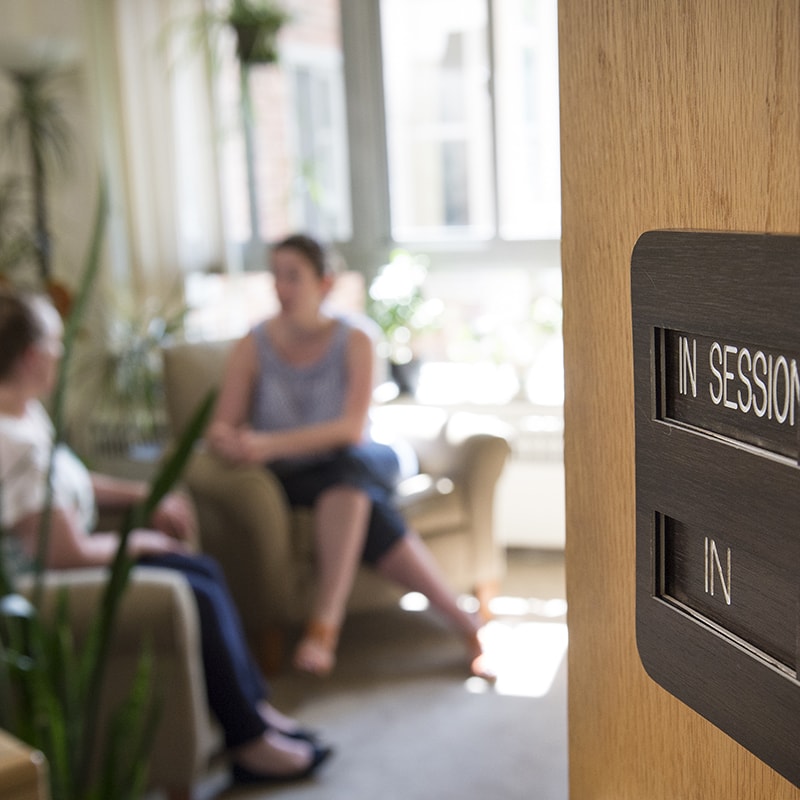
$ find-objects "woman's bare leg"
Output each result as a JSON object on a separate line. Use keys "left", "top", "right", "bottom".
{"left": 374, "top": 532, "right": 480, "bottom": 637}
{"left": 374, "top": 532, "right": 495, "bottom": 679}
{"left": 293, "top": 486, "right": 370, "bottom": 675}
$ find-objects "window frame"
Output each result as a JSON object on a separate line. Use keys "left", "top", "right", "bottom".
{"left": 282, "top": 41, "right": 353, "bottom": 242}
{"left": 337, "top": 0, "right": 561, "bottom": 279}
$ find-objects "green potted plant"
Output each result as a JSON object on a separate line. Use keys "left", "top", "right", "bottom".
{"left": 367, "top": 250, "right": 443, "bottom": 395}
{"left": 84, "top": 294, "right": 188, "bottom": 466}
{"left": 0, "top": 38, "right": 79, "bottom": 291}
{"left": 227, "top": 0, "right": 290, "bottom": 64}
{"left": 190, "top": 0, "right": 290, "bottom": 67}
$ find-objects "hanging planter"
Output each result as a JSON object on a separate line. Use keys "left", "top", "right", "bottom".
{"left": 232, "top": 20, "right": 282, "bottom": 64}
{"left": 227, "top": 1, "right": 289, "bottom": 65}
{"left": 184, "top": 1, "right": 290, "bottom": 67}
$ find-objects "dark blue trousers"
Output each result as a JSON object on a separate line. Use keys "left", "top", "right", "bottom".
{"left": 137, "top": 552, "right": 268, "bottom": 750}
{"left": 270, "top": 442, "right": 407, "bottom": 564}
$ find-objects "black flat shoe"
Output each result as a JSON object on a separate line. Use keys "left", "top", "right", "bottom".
{"left": 231, "top": 743, "right": 332, "bottom": 786}
{"left": 282, "top": 727, "right": 321, "bottom": 743}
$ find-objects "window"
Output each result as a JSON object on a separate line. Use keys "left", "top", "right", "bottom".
{"left": 209, "top": 0, "right": 559, "bottom": 260}
{"left": 493, "top": 0, "right": 561, "bottom": 239}
{"left": 381, "top": 0, "right": 494, "bottom": 241}
{"left": 212, "top": 0, "right": 351, "bottom": 269}
{"left": 380, "top": 0, "right": 560, "bottom": 242}
{"left": 286, "top": 56, "right": 352, "bottom": 240}
{"left": 192, "top": 0, "right": 563, "bottom": 408}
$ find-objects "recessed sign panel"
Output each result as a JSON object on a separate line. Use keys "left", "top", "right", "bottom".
{"left": 632, "top": 231, "right": 800, "bottom": 788}
{"left": 661, "top": 329, "right": 800, "bottom": 457}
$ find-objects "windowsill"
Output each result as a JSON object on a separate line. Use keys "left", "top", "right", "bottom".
{"left": 382, "top": 372, "right": 564, "bottom": 462}
{"left": 379, "top": 367, "right": 566, "bottom": 550}
{"left": 385, "top": 359, "right": 563, "bottom": 411}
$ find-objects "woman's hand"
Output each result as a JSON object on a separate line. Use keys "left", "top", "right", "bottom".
{"left": 150, "top": 491, "right": 199, "bottom": 550}
{"left": 208, "top": 422, "right": 270, "bottom": 465}
{"left": 127, "top": 529, "right": 189, "bottom": 559}
{"left": 207, "top": 421, "right": 246, "bottom": 462}
{"left": 236, "top": 428, "right": 272, "bottom": 464}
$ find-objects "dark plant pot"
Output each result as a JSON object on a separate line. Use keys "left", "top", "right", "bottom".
{"left": 390, "top": 359, "right": 421, "bottom": 396}
{"left": 234, "top": 23, "right": 280, "bottom": 64}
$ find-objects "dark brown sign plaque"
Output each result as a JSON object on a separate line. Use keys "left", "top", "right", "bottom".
{"left": 631, "top": 230, "right": 800, "bottom": 787}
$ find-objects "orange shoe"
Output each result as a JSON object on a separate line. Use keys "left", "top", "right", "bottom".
{"left": 293, "top": 621, "right": 339, "bottom": 677}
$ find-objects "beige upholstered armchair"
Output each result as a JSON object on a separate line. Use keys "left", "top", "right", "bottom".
{"left": 0, "top": 728, "right": 48, "bottom": 800}
{"left": 162, "top": 337, "right": 511, "bottom": 669}
{"left": 16, "top": 567, "right": 221, "bottom": 800}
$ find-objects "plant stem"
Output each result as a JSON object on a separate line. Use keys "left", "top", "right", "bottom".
{"left": 241, "top": 62, "right": 259, "bottom": 234}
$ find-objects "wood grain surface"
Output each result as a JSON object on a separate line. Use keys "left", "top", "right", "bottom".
{"left": 559, "top": 1, "right": 800, "bottom": 798}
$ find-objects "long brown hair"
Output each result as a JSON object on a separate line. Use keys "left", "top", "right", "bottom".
{"left": 0, "top": 289, "right": 47, "bottom": 380}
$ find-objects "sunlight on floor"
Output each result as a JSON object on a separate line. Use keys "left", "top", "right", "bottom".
{"left": 399, "top": 590, "right": 568, "bottom": 699}
{"left": 484, "top": 592, "right": 568, "bottom": 698}
{"left": 473, "top": 618, "right": 568, "bottom": 698}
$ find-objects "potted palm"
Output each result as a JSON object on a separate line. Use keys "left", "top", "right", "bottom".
{"left": 0, "top": 37, "right": 79, "bottom": 292}
{"left": 1, "top": 38, "right": 190, "bottom": 463}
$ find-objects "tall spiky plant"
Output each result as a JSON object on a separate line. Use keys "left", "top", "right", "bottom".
{"left": 0, "top": 181, "right": 216, "bottom": 800}
{"left": 2, "top": 62, "right": 73, "bottom": 286}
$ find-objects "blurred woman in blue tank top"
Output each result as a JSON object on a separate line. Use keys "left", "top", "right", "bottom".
{"left": 207, "top": 234, "right": 492, "bottom": 680}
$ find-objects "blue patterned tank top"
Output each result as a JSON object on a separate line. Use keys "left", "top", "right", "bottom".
{"left": 250, "top": 317, "right": 351, "bottom": 437}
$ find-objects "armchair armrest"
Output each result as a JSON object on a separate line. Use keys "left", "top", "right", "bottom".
{"left": 0, "top": 728, "right": 47, "bottom": 800}
{"left": 376, "top": 406, "right": 512, "bottom": 590}
{"left": 444, "top": 416, "right": 513, "bottom": 587}
{"left": 183, "top": 449, "right": 295, "bottom": 626}
{"left": 18, "top": 567, "right": 217, "bottom": 788}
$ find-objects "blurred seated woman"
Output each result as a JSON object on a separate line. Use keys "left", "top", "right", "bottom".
{"left": 207, "top": 233, "right": 492, "bottom": 680}
{"left": 0, "top": 288, "right": 331, "bottom": 787}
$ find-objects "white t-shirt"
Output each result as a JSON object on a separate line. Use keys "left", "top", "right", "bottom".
{"left": 0, "top": 401, "right": 95, "bottom": 573}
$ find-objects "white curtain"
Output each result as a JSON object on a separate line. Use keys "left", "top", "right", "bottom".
{"left": 86, "top": 0, "right": 224, "bottom": 301}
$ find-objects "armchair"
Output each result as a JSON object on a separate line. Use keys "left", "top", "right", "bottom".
{"left": 0, "top": 728, "right": 47, "bottom": 800}
{"left": 162, "top": 337, "right": 511, "bottom": 669}
{"left": 17, "top": 567, "right": 220, "bottom": 800}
